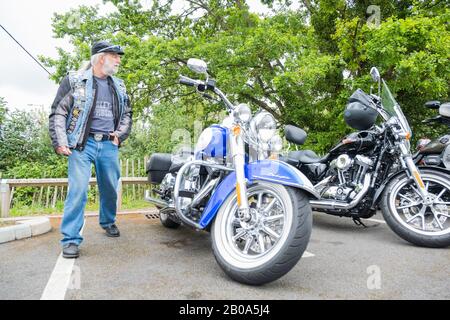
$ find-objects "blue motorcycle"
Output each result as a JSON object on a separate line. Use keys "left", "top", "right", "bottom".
{"left": 145, "top": 59, "right": 319, "bottom": 285}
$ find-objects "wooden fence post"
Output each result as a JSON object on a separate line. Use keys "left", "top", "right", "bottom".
{"left": 0, "top": 180, "right": 11, "bottom": 218}
{"left": 125, "top": 159, "right": 129, "bottom": 199}
{"left": 137, "top": 158, "right": 141, "bottom": 197}
{"left": 132, "top": 159, "right": 136, "bottom": 200}
{"left": 38, "top": 186, "right": 44, "bottom": 207}
{"left": 51, "top": 186, "right": 58, "bottom": 208}
{"left": 45, "top": 186, "right": 51, "bottom": 208}
{"left": 144, "top": 156, "right": 149, "bottom": 197}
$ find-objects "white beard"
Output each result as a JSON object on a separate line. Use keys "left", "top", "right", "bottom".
{"left": 102, "top": 58, "right": 119, "bottom": 76}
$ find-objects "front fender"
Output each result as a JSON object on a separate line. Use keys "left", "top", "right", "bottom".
{"left": 198, "top": 160, "right": 319, "bottom": 228}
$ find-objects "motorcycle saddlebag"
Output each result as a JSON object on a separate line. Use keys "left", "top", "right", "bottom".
{"left": 146, "top": 153, "right": 172, "bottom": 184}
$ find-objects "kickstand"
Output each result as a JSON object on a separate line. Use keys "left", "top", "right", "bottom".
{"left": 352, "top": 217, "right": 368, "bottom": 228}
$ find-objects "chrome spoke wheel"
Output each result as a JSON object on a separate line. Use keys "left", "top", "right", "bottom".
{"left": 229, "top": 187, "right": 286, "bottom": 256}
{"left": 389, "top": 173, "right": 450, "bottom": 236}
{"left": 213, "top": 182, "right": 294, "bottom": 269}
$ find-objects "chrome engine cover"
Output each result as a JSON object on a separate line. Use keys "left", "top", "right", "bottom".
{"left": 321, "top": 186, "right": 354, "bottom": 201}
{"left": 332, "top": 154, "right": 353, "bottom": 171}
{"left": 160, "top": 173, "right": 176, "bottom": 193}
{"left": 320, "top": 154, "right": 373, "bottom": 201}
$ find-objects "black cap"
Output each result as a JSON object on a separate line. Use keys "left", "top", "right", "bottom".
{"left": 91, "top": 40, "right": 124, "bottom": 56}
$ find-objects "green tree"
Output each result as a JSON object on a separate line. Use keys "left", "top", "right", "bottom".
{"left": 40, "top": 0, "right": 449, "bottom": 154}
{"left": 0, "top": 107, "right": 68, "bottom": 206}
{"left": 334, "top": 5, "right": 450, "bottom": 140}
{"left": 0, "top": 97, "right": 6, "bottom": 126}
{"left": 0, "top": 108, "right": 66, "bottom": 175}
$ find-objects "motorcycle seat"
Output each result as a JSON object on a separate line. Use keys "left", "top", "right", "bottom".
{"left": 287, "top": 150, "right": 330, "bottom": 164}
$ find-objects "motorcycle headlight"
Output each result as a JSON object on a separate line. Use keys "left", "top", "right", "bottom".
{"left": 251, "top": 111, "right": 277, "bottom": 142}
{"left": 269, "top": 134, "right": 283, "bottom": 152}
{"left": 233, "top": 103, "right": 252, "bottom": 123}
{"left": 195, "top": 127, "right": 213, "bottom": 151}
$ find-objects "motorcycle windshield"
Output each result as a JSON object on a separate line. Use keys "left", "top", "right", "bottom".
{"left": 381, "top": 80, "right": 396, "bottom": 116}
{"left": 381, "top": 79, "right": 412, "bottom": 136}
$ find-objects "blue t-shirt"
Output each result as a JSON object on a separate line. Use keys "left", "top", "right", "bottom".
{"left": 90, "top": 76, "right": 115, "bottom": 134}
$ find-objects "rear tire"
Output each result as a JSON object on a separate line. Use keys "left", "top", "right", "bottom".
{"left": 211, "top": 182, "right": 312, "bottom": 285}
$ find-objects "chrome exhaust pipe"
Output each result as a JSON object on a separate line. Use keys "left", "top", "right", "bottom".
{"left": 314, "top": 176, "right": 333, "bottom": 189}
{"left": 310, "top": 173, "right": 371, "bottom": 210}
{"left": 174, "top": 160, "right": 233, "bottom": 229}
{"left": 190, "top": 177, "right": 220, "bottom": 208}
{"left": 144, "top": 190, "right": 173, "bottom": 208}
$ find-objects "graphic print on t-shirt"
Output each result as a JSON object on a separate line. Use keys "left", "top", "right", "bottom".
{"left": 90, "top": 77, "right": 115, "bottom": 134}
{"left": 94, "top": 101, "right": 114, "bottom": 118}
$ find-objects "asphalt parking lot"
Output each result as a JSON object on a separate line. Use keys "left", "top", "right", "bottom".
{"left": 0, "top": 210, "right": 449, "bottom": 300}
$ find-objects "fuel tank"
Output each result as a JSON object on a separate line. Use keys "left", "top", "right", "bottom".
{"left": 419, "top": 135, "right": 450, "bottom": 155}
{"left": 329, "top": 131, "right": 377, "bottom": 155}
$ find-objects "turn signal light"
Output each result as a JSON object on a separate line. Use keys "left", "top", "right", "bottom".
{"left": 232, "top": 125, "right": 241, "bottom": 136}
{"left": 236, "top": 183, "right": 242, "bottom": 206}
{"left": 413, "top": 171, "right": 425, "bottom": 189}
{"left": 405, "top": 132, "right": 411, "bottom": 141}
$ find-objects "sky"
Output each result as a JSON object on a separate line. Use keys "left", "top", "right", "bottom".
{"left": 0, "top": 0, "right": 289, "bottom": 113}
{"left": 0, "top": 0, "right": 116, "bottom": 112}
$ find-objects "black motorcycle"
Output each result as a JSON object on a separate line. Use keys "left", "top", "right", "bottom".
{"left": 414, "top": 100, "right": 450, "bottom": 169}
{"left": 282, "top": 67, "right": 450, "bottom": 248}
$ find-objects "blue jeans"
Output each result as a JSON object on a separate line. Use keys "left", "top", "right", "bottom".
{"left": 61, "top": 136, "right": 120, "bottom": 247}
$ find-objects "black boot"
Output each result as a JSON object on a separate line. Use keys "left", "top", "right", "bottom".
{"left": 103, "top": 224, "right": 120, "bottom": 237}
{"left": 62, "top": 243, "right": 80, "bottom": 259}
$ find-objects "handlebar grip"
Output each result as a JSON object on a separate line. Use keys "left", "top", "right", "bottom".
{"left": 179, "top": 75, "right": 196, "bottom": 87}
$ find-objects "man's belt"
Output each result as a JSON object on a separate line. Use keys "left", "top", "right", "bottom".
{"left": 89, "top": 133, "right": 115, "bottom": 142}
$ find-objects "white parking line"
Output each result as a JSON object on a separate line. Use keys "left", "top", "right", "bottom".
{"left": 40, "top": 219, "right": 86, "bottom": 300}
{"left": 302, "top": 251, "right": 315, "bottom": 258}
{"left": 367, "top": 218, "right": 387, "bottom": 224}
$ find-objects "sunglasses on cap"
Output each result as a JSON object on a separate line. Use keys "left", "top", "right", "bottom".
{"left": 97, "top": 45, "right": 124, "bottom": 55}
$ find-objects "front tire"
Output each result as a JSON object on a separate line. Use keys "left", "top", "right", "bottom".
{"left": 159, "top": 210, "right": 181, "bottom": 229}
{"left": 380, "top": 170, "right": 450, "bottom": 248}
{"left": 211, "top": 182, "right": 312, "bottom": 285}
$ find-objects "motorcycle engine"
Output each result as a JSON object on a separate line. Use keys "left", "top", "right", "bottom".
{"left": 159, "top": 173, "right": 176, "bottom": 199}
{"left": 177, "top": 165, "right": 202, "bottom": 212}
{"left": 317, "top": 154, "right": 373, "bottom": 202}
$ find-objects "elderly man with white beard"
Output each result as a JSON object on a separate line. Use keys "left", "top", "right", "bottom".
{"left": 48, "top": 41, "right": 132, "bottom": 258}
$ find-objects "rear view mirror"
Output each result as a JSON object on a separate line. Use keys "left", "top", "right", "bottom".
{"left": 370, "top": 67, "right": 380, "bottom": 82}
{"left": 370, "top": 67, "right": 381, "bottom": 97}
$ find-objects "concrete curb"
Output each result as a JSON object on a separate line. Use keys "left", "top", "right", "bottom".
{"left": 2, "top": 209, "right": 159, "bottom": 220}
{"left": 0, "top": 217, "right": 52, "bottom": 244}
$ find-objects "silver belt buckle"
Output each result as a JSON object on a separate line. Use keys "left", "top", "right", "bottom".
{"left": 94, "top": 133, "right": 103, "bottom": 142}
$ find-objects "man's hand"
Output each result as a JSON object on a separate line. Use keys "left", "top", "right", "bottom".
{"left": 109, "top": 133, "right": 120, "bottom": 146}
{"left": 56, "top": 145, "right": 72, "bottom": 156}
